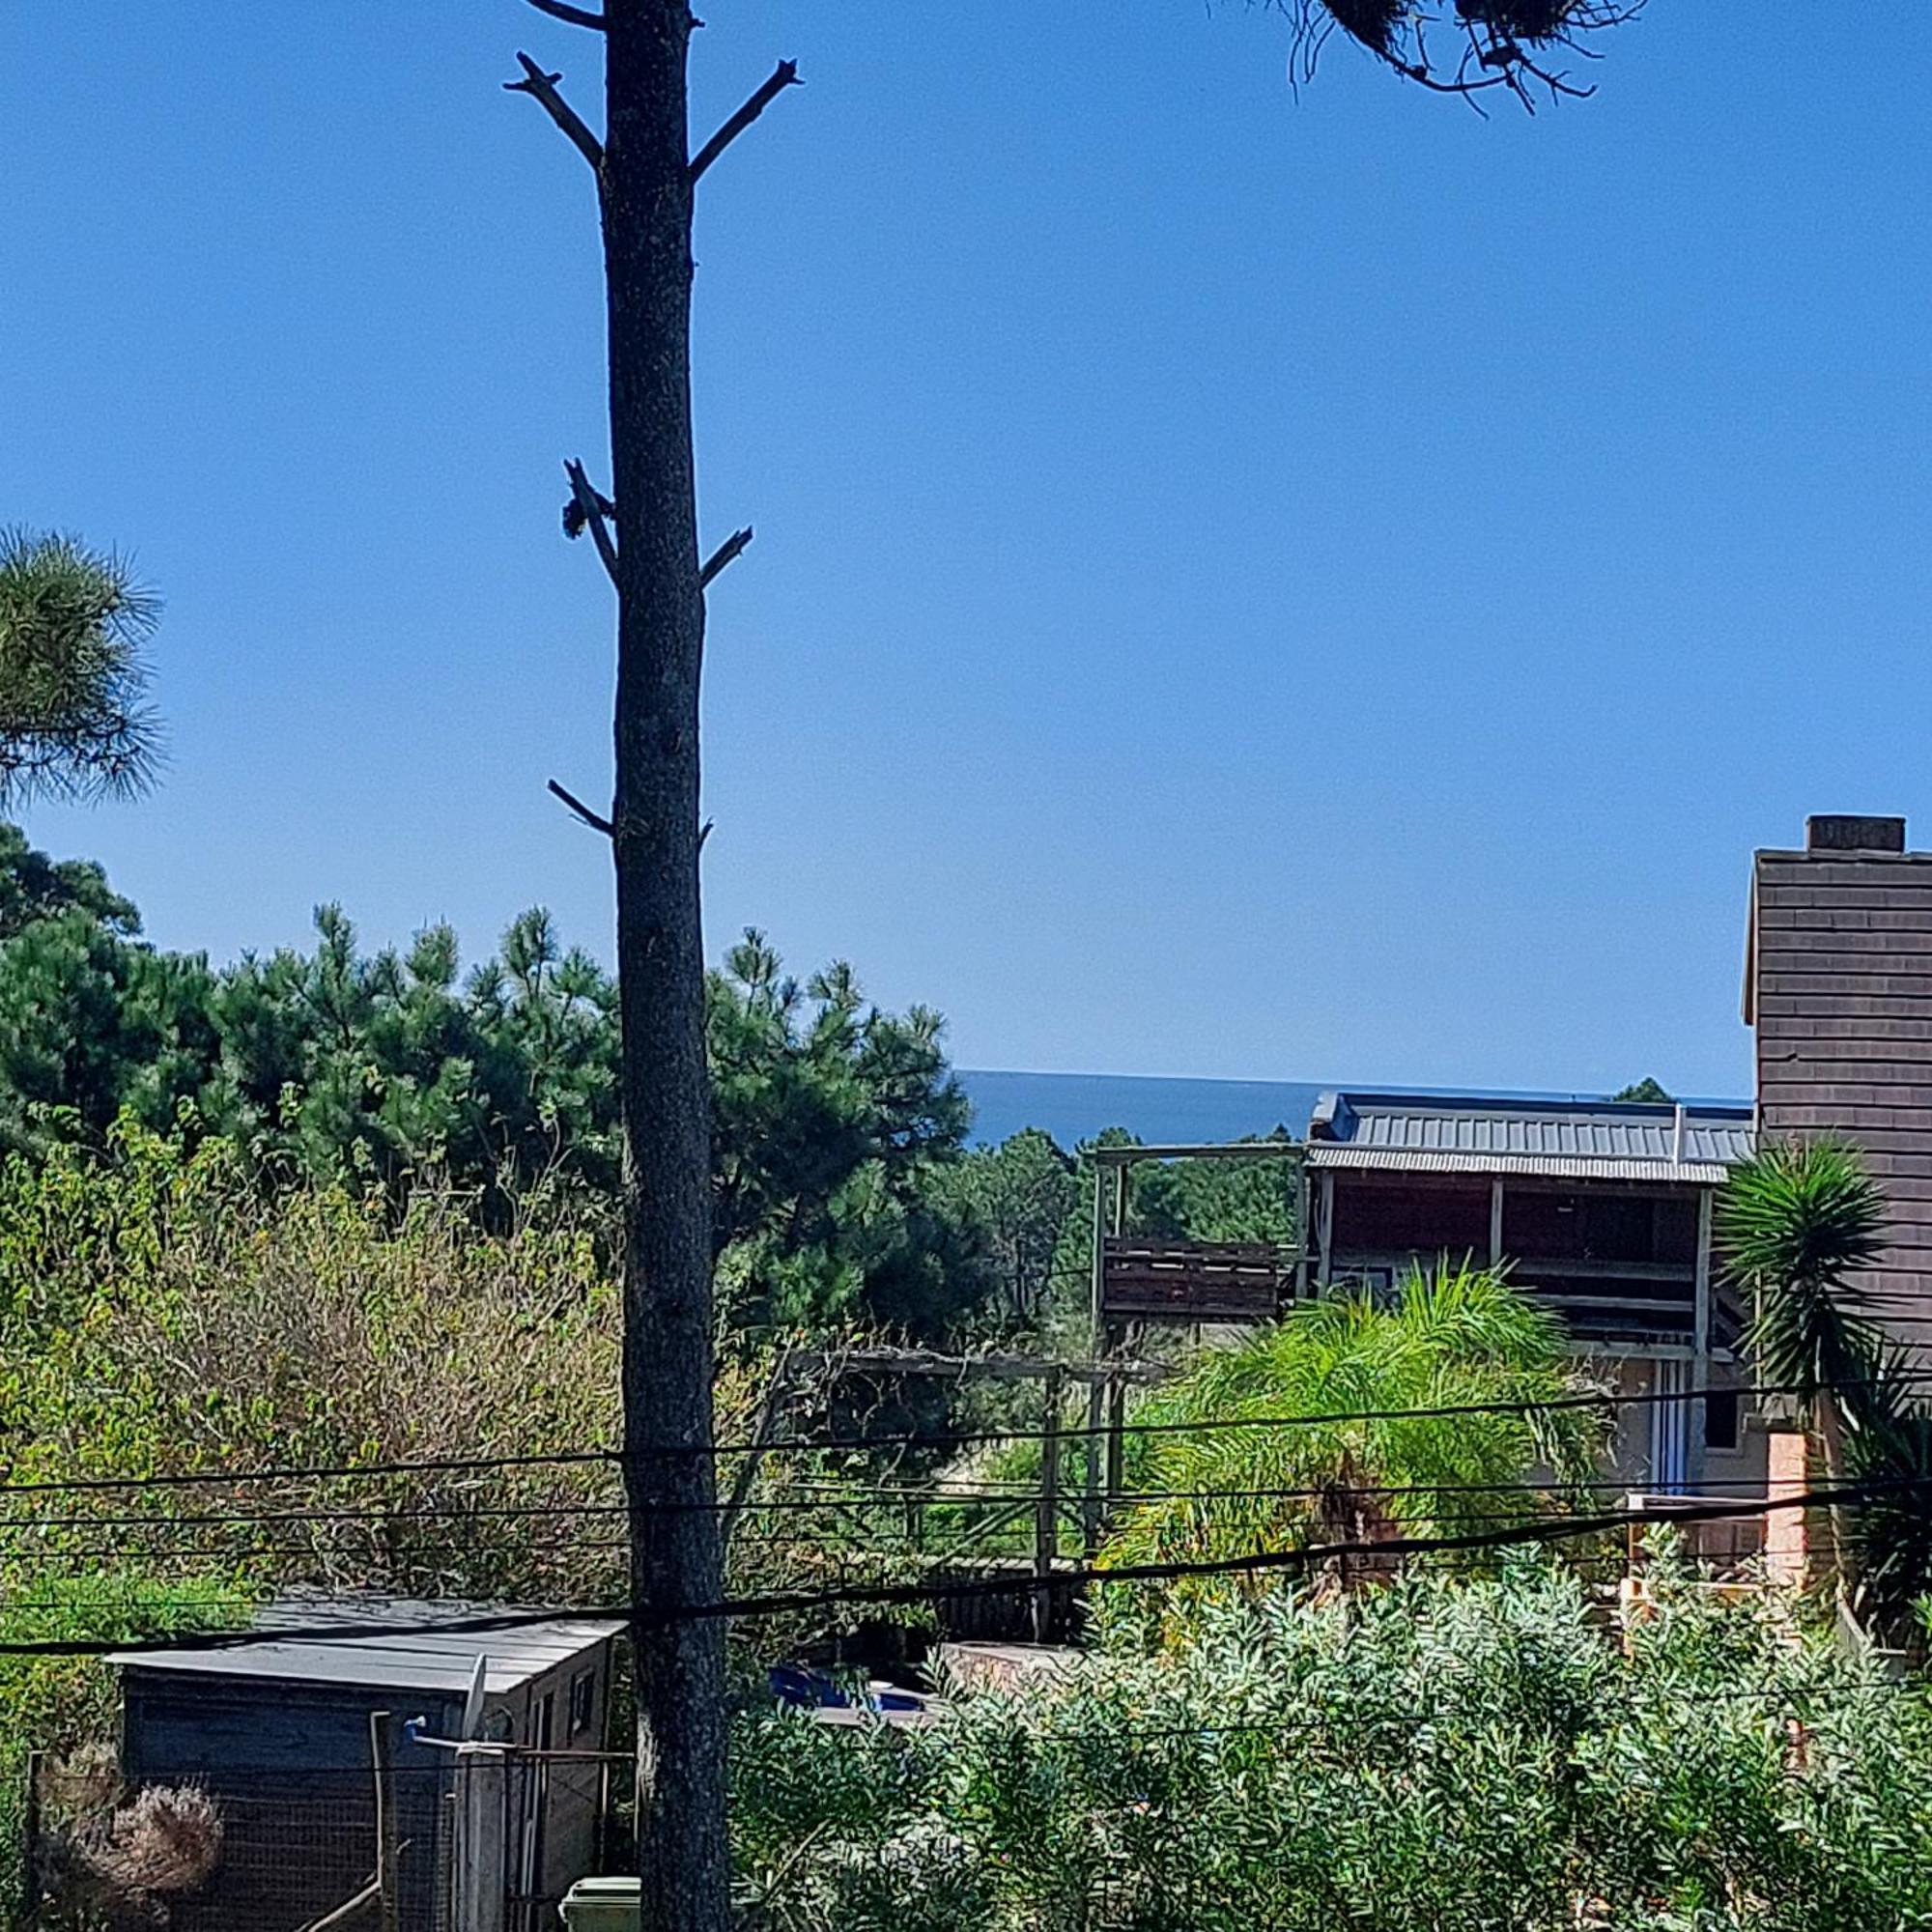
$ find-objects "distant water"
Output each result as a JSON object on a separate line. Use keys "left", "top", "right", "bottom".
{"left": 958, "top": 1071, "right": 1322, "bottom": 1150}
{"left": 954, "top": 1069, "right": 1749, "bottom": 1151}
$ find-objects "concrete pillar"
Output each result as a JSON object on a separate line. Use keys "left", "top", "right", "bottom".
{"left": 1763, "top": 1430, "right": 1809, "bottom": 1591}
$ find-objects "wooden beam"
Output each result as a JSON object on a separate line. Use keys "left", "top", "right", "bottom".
{"left": 1317, "top": 1171, "right": 1335, "bottom": 1288}
{"left": 1688, "top": 1188, "right": 1715, "bottom": 1488}
{"left": 722, "top": 1347, "right": 798, "bottom": 1553}
{"left": 298, "top": 1876, "right": 381, "bottom": 1932}
{"left": 1088, "top": 1162, "right": 1108, "bottom": 1364}
{"left": 1080, "top": 1371, "right": 1107, "bottom": 1558}
{"left": 1092, "top": 1141, "right": 1301, "bottom": 1165}
{"left": 370, "top": 1712, "right": 401, "bottom": 1932}
{"left": 788, "top": 1346, "right": 1164, "bottom": 1387}
{"left": 1033, "top": 1368, "right": 1064, "bottom": 1643}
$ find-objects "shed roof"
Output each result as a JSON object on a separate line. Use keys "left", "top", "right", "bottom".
{"left": 1305, "top": 1092, "right": 1753, "bottom": 1184}
{"left": 110, "top": 1599, "right": 618, "bottom": 1698}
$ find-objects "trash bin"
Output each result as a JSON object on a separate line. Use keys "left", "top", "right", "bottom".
{"left": 557, "top": 1876, "right": 642, "bottom": 1928}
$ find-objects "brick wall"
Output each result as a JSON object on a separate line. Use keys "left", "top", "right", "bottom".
{"left": 1749, "top": 827, "right": 1932, "bottom": 1351}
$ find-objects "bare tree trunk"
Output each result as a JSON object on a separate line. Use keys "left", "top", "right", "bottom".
{"left": 601, "top": 6, "right": 726, "bottom": 1929}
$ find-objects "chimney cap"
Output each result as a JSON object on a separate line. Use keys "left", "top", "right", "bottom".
{"left": 1806, "top": 814, "right": 1906, "bottom": 854}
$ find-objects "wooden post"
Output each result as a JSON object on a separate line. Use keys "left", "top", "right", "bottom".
{"left": 1293, "top": 1157, "right": 1311, "bottom": 1301}
{"left": 1089, "top": 1161, "right": 1109, "bottom": 1358}
{"left": 1489, "top": 1179, "right": 1505, "bottom": 1266}
{"left": 1080, "top": 1370, "right": 1107, "bottom": 1558}
{"left": 1688, "top": 1188, "right": 1714, "bottom": 1490}
{"left": 370, "top": 1711, "right": 402, "bottom": 1932}
{"left": 1034, "top": 1367, "right": 1065, "bottom": 1643}
{"left": 1316, "top": 1171, "right": 1335, "bottom": 1287}
{"left": 1104, "top": 1376, "right": 1127, "bottom": 1524}
{"left": 1104, "top": 1166, "right": 1129, "bottom": 1521}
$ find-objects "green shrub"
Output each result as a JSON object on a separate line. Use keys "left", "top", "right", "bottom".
{"left": 733, "top": 1561, "right": 1932, "bottom": 1932}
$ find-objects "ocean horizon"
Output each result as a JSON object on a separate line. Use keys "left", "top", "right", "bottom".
{"left": 954, "top": 1069, "right": 1748, "bottom": 1150}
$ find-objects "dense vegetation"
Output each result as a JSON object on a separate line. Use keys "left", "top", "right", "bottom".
{"left": 12, "top": 823, "right": 1932, "bottom": 1928}
{"left": 0, "top": 824, "right": 1003, "bottom": 1350}
{"left": 1098, "top": 1264, "right": 1605, "bottom": 1637}
{"left": 735, "top": 1557, "right": 1932, "bottom": 1932}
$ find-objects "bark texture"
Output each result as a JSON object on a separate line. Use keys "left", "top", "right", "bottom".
{"left": 601, "top": 5, "right": 727, "bottom": 1928}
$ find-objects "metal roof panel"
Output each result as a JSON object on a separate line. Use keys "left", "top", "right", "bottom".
{"left": 1305, "top": 1091, "right": 1752, "bottom": 1175}
{"left": 109, "top": 1599, "right": 619, "bottom": 1695}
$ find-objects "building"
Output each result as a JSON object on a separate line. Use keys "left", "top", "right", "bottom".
{"left": 1745, "top": 812, "right": 1932, "bottom": 1359}
{"left": 110, "top": 1599, "right": 617, "bottom": 1932}
{"left": 1302, "top": 1090, "right": 1759, "bottom": 1492}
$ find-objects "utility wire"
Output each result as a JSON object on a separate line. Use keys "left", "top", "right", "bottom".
{"left": 1, "top": 1367, "right": 1915, "bottom": 1496}
{"left": 0, "top": 1470, "right": 1838, "bottom": 1534}
{"left": 0, "top": 1474, "right": 1902, "bottom": 1660}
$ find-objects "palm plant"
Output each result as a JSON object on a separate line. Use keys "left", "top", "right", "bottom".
{"left": 0, "top": 529, "right": 160, "bottom": 807}
{"left": 1099, "top": 1261, "right": 1606, "bottom": 1631}
{"left": 1717, "top": 1140, "right": 1887, "bottom": 1590}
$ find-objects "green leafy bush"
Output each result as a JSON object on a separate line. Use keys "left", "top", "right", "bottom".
{"left": 733, "top": 1561, "right": 1932, "bottom": 1932}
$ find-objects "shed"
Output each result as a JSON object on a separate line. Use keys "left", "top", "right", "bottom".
{"left": 110, "top": 1598, "right": 618, "bottom": 1931}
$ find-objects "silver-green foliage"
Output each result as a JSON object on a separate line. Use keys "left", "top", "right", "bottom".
{"left": 732, "top": 1561, "right": 1932, "bottom": 1932}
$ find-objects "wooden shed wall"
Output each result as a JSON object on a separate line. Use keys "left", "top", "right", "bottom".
{"left": 1753, "top": 849, "right": 1932, "bottom": 1350}
{"left": 121, "top": 1674, "right": 462, "bottom": 1932}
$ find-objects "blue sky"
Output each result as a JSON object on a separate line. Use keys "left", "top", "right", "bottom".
{"left": 5, "top": 4, "right": 1928, "bottom": 1102}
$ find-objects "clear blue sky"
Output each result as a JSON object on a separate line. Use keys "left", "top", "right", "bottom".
{"left": 6, "top": 4, "right": 1928, "bottom": 1102}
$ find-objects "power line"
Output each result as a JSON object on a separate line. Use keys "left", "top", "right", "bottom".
{"left": 0, "top": 1474, "right": 1900, "bottom": 1660}
{"left": 0, "top": 1468, "right": 1861, "bottom": 1537}
{"left": 3, "top": 1366, "right": 1915, "bottom": 1496}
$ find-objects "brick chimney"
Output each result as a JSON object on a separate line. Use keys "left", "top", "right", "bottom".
{"left": 1747, "top": 815, "right": 1929, "bottom": 1352}
{"left": 1804, "top": 813, "right": 1906, "bottom": 854}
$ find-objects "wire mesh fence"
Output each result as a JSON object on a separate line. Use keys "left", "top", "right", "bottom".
{"left": 29, "top": 1758, "right": 456, "bottom": 1932}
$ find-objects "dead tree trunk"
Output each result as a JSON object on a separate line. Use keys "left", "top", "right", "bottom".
{"left": 602, "top": 11, "right": 725, "bottom": 1932}
{"left": 507, "top": 7, "right": 793, "bottom": 1928}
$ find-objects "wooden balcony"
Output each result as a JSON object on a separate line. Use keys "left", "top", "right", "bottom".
{"left": 1100, "top": 1238, "right": 1287, "bottom": 1323}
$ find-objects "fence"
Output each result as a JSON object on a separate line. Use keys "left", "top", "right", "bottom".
{"left": 27, "top": 1745, "right": 624, "bottom": 1932}
{"left": 29, "top": 1756, "right": 452, "bottom": 1931}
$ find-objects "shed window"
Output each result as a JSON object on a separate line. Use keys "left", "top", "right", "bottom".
{"left": 570, "top": 1667, "right": 596, "bottom": 1737}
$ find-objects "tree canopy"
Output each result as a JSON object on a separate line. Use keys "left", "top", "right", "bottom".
{"left": 0, "top": 531, "right": 160, "bottom": 808}
{"left": 0, "top": 824, "right": 997, "bottom": 1345}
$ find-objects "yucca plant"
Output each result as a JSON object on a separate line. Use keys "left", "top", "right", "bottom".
{"left": 1717, "top": 1139, "right": 1887, "bottom": 1593}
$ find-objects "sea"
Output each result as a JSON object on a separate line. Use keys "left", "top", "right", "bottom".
{"left": 953, "top": 1070, "right": 1747, "bottom": 1151}
{"left": 956, "top": 1070, "right": 1321, "bottom": 1150}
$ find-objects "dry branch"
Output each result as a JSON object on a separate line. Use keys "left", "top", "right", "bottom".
{"left": 549, "top": 778, "right": 614, "bottom": 838}
{"left": 525, "top": 0, "right": 607, "bottom": 27}
{"left": 699, "top": 526, "right": 753, "bottom": 588}
{"left": 504, "top": 52, "right": 604, "bottom": 173}
{"left": 564, "top": 459, "right": 620, "bottom": 583}
{"left": 690, "top": 60, "right": 800, "bottom": 182}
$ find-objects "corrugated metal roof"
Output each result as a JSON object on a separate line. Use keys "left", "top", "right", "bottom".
{"left": 1303, "top": 1146, "right": 1733, "bottom": 1185}
{"left": 109, "top": 1598, "right": 618, "bottom": 1696}
{"left": 1307, "top": 1092, "right": 1753, "bottom": 1177}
